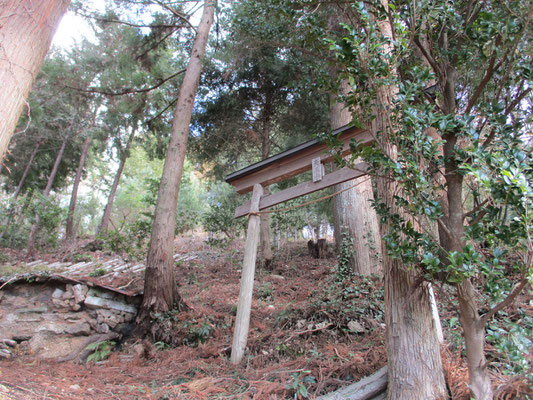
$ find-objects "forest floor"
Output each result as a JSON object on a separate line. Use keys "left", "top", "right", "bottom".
{"left": 0, "top": 237, "right": 530, "bottom": 399}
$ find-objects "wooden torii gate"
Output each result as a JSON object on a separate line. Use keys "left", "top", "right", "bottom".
{"left": 226, "top": 123, "right": 443, "bottom": 365}
{"left": 225, "top": 124, "right": 372, "bottom": 364}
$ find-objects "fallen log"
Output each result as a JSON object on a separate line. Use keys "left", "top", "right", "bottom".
{"left": 317, "top": 366, "right": 387, "bottom": 400}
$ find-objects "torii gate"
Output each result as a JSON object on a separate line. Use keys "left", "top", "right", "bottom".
{"left": 225, "top": 124, "right": 373, "bottom": 364}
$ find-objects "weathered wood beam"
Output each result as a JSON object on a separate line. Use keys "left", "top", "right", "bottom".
{"left": 234, "top": 163, "right": 369, "bottom": 219}
{"left": 317, "top": 366, "right": 388, "bottom": 400}
{"left": 229, "top": 128, "right": 372, "bottom": 194}
{"left": 230, "top": 184, "right": 263, "bottom": 364}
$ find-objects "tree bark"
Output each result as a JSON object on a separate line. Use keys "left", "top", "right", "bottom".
{"left": 66, "top": 134, "right": 91, "bottom": 239}
{"left": 13, "top": 139, "right": 41, "bottom": 199}
{"left": 371, "top": 4, "right": 447, "bottom": 399}
{"left": 329, "top": 68, "right": 381, "bottom": 276}
{"left": 260, "top": 97, "right": 273, "bottom": 269}
{"left": 26, "top": 132, "right": 70, "bottom": 255}
{"left": 96, "top": 129, "right": 136, "bottom": 235}
{"left": 137, "top": 0, "right": 215, "bottom": 329}
{"left": 439, "top": 63, "right": 493, "bottom": 399}
{"left": 0, "top": 0, "right": 70, "bottom": 162}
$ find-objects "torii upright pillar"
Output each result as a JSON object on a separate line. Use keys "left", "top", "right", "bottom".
{"left": 230, "top": 183, "right": 263, "bottom": 364}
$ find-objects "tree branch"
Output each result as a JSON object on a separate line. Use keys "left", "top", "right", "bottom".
{"left": 464, "top": 36, "right": 501, "bottom": 114}
{"left": 66, "top": 68, "right": 186, "bottom": 97}
{"left": 463, "top": 199, "right": 490, "bottom": 220}
{"left": 73, "top": 10, "right": 183, "bottom": 30}
{"left": 481, "top": 86, "right": 531, "bottom": 148}
{"left": 479, "top": 275, "right": 530, "bottom": 326}
{"left": 152, "top": 0, "right": 198, "bottom": 33}
{"left": 413, "top": 36, "right": 441, "bottom": 79}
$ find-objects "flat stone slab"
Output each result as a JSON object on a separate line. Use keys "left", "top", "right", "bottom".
{"left": 84, "top": 295, "right": 137, "bottom": 314}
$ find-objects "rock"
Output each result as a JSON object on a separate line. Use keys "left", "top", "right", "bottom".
{"left": 132, "top": 343, "right": 144, "bottom": 358}
{"left": 65, "top": 323, "right": 91, "bottom": 336}
{"left": 84, "top": 295, "right": 137, "bottom": 314}
{"left": 95, "top": 323, "right": 109, "bottom": 334}
{"left": 96, "top": 310, "right": 123, "bottom": 329}
{"left": 16, "top": 306, "right": 48, "bottom": 314}
{"left": 69, "top": 384, "right": 80, "bottom": 391}
{"left": 52, "top": 298, "right": 69, "bottom": 309}
{"left": 348, "top": 320, "right": 365, "bottom": 333}
{"left": 52, "top": 288, "right": 65, "bottom": 299}
{"left": 29, "top": 331, "right": 88, "bottom": 359}
{"left": 18, "top": 341, "right": 30, "bottom": 353}
{"left": 62, "top": 285, "right": 74, "bottom": 300}
{"left": 87, "top": 289, "right": 114, "bottom": 300}
{"left": 37, "top": 323, "right": 66, "bottom": 335}
{"left": 2, "top": 339, "right": 16, "bottom": 348}
{"left": 0, "top": 349, "right": 11, "bottom": 359}
{"left": 64, "top": 313, "right": 84, "bottom": 321}
{"left": 12, "top": 335, "right": 32, "bottom": 342}
{"left": 72, "top": 284, "right": 88, "bottom": 304}
{"left": 270, "top": 274, "right": 285, "bottom": 282}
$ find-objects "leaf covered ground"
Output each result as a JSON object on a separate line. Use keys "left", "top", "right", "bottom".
{"left": 0, "top": 237, "right": 530, "bottom": 399}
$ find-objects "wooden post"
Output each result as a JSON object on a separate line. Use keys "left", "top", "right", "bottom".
{"left": 230, "top": 183, "right": 263, "bottom": 364}
{"left": 428, "top": 283, "right": 444, "bottom": 343}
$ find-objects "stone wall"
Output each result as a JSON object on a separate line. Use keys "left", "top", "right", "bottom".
{"left": 0, "top": 278, "right": 140, "bottom": 361}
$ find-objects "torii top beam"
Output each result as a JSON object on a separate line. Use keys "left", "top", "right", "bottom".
{"left": 225, "top": 124, "right": 372, "bottom": 218}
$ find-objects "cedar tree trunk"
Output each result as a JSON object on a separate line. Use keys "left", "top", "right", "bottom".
{"left": 0, "top": 0, "right": 70, "bottom": 161}
{"left": 328, "top": 12, "right": 381, "bottom": 276}
{"left": 330, "top": 81, "right": 381, "bottom": 275}
{"left": 372, "top": 4, "right": 448, "bottom": 399}
{"left": 97, "top": 129, "right": 136, "bottom": 235}
{"left": 66, "top": 134, "right": 91, "bottom": 239}
{"left": 260, "top": 96, "right": 273, "bottom": 269}
{"left": 137, "top": 0, "right": 215, "bottom": 328}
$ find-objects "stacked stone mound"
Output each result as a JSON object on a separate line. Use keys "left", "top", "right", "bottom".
{"left": 0, "top": 277, "right": 140, "bottom": 360}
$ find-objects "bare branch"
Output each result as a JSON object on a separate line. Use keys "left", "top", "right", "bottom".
{"left": 66, "top": 68, "right": 186, "bottom": 97}
{"left": 463, "top": 199, "right": 490, "bottom": 220}
{"left": 152, "top": 0, "right": 198, "bottom": 33}
{"left": 480, "top": 275, "right": 530, "bottom": 326}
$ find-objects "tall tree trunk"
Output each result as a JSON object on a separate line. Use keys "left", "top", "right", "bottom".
{"left": 328, "top": 49, "right": 382, "bottom": 275}
{"left": 13, "top": 139, "right": 41, "bottom": 199}
{"left": 137, "top": 0, "right": 215, "bottom": 329}
{"left": 97, "top": 129, "right": 136, "bottom": 235}
{"left": 0, "top": 0, "right": 70, "bottom": 162}
{"left": 440, "top": 65, "right": 493, "bottom": 399}
{"left": 66, "top": 134, "right": 91, "bottom": 239}
{"left": 260, "top": 96, "right": 273, "bottom": 269}
{"left": 371, "top": 4, "right": 447, "bottom": 399}
{"left": 26, "top": 132, "right": 70, "bottom": 255}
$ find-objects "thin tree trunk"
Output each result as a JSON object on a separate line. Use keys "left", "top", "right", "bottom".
{"left": 97, "top": 129, "right": 136, "bottom": 235}
{"left": 434, "top": 38, "right": 493, "bottom": 399}
{"left": 260, "top": 97, "right": 273, "bottom": 268}
{"left": 66, "top": 134, "right": 91, "bottom": 239}
{"left": 137, "top": 0, "right": 215, "bottom": 329}
{"left": 371, "top": 4, "right": 447, "bottom": 399}
{"left": 0, "top": 0, "right": 70, "bottom": 162}
{"left": 26, "top": 132, "right": 70, "bottom": 255}
{"left": 13, "top": 139, "right": 41, "bottom": 199}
